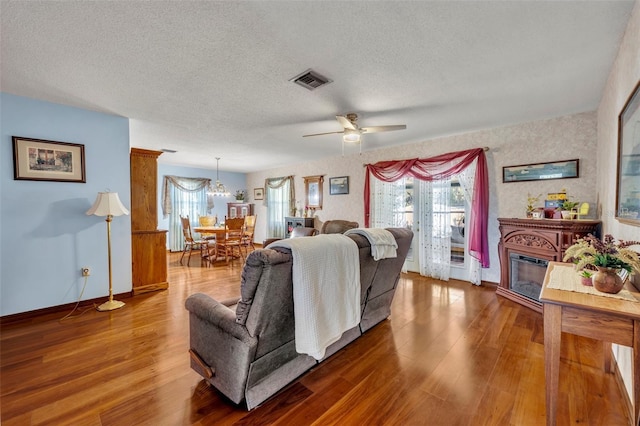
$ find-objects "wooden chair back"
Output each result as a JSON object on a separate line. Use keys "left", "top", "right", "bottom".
{"left": 181, "top": 216, "right": 195, "bottom": 243}
{"left": 225, "top": 217, "right": 245, "bottom": 241}
{"left": 198, "top": 215, "right": 217, "bottom": 226}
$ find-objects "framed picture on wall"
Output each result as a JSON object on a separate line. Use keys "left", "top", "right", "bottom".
{"left": 12, "top": 136, "right": 86, "bottom": 183}
{"left": 253, "top": 187, "right": 264, "bottom": 200}
{"left": 502, "top": 159, "right": 578, "bottom": 183}
{"left": 329, "top": 176, "right": 349, "bottom": 195}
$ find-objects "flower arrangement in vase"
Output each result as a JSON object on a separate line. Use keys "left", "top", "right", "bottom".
{"left": 563, "top": 234, "right": 640, "bottom": 293}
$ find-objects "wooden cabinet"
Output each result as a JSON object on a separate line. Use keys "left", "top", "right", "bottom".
{"left": 285, "top": 217, "right": 315, "bottom": 238}
{"left": 497, "top": 218, "right": 601, "bottom": 312}
{"left": 227, "top": 202, "right": 254, "bottom": 219}
{"left": 130, "top": 148, "right": 168, "bottom": 295}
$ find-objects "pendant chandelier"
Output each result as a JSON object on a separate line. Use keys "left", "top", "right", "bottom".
{"left": 209, "top": 157, "right": 231, "bottom": 197}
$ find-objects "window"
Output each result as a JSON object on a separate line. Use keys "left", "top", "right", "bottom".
{"left": 265, "top": 176, "right": 293, "bottom": 239}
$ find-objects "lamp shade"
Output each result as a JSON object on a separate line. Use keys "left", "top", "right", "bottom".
{"left": 86, "top": 192, "right": 130, "bottom": 217}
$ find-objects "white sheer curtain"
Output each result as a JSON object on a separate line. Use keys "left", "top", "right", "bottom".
{"left": 265, "top": 176, "right": 293, "bottom": 239}
{"left": 164, "top": 179, "right": 211, "bottom": 252}
{"left": 457, "top": 161, "right": 482, "bottom": 285}
{"left": 369, "top": 178, "right": 406, "bottom": 228}
{"left": 418, "top": 177, "right": 452, "bottom": 281}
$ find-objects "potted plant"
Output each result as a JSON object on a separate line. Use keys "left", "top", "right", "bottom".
{"left": 560, "top": 198, "right": 580, "bottom": 219}
{"left": 563, "top": 234, "right": 640, "bottom": 293}
{"left": 578, "top": 269, "right": 593, "bottom": 286}
{"left": 526, "top": 193, "right": 542, "bottom": 218}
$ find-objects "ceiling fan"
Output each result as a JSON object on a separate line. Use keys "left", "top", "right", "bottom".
{"left": 303, "top": 113, "right": 406, "bottom": 154}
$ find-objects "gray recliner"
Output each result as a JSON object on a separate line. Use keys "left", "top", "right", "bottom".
{"left": 185, "top": 228, "right": 413, "bottom": 410}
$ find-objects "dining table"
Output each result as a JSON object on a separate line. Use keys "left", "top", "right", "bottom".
{"left": 193, "top": 225, "right": 226, "bottom": 239}
{"left": 192, "top": 225, "right": 227, "bottom": 264}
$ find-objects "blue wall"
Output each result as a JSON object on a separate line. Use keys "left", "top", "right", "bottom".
{"left": 1, "top": 93, "right": 131, "bottom": 316}
{"left": 157, "top": 163, "right": 247, "bottom": 246}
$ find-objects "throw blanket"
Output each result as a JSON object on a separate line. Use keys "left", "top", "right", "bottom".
{"left": 344, "top": 228, "right": 398, "bottom": 260}
{"left": 268, "top": 234, "right": 360, "bottom": 360}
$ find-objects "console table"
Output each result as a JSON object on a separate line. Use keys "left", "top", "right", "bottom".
{"left": 540, "top": 262, "right": 640, "bottom": 426}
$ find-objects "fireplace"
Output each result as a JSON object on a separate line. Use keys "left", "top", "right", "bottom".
{"left": 509, "top": 254, "right": 548, "bottom": 301}
{"left": 498, "top": 218, "right": 601, "bottom": 312}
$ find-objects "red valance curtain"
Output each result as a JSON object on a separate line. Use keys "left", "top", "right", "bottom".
{"left": 364, "top": 148, "right": 489, "bottom": 268}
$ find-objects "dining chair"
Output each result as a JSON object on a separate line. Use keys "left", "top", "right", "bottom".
{"left": 198, "top": 215, "right": 218, "bottom": 227}
{"left": 241, "top": 214, "right": 257, "bottom": 255}
{"left": 198, "top": 214, "right": 219, "bottom": 247}
{"left": 216, "top": 216, "right": 245, "bottom": 264}
{"left": 180, "top": 215, "right": 209, "bottom": 265}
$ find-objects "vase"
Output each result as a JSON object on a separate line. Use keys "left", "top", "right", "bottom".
{"left": 592, "top": 266, "right": 624, "bottom": 294}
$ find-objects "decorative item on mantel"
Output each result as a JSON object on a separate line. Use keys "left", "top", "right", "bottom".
{"left": 563, "top": 234, "right": 640, "bottom": 294}
{"left": 525, "top": 193, "right": 542, "bottom": 218}
{"left": 560, "top": 198, "right": 580, "bottom": 219}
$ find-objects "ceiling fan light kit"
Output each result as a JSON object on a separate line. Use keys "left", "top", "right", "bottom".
{"left": 342, "top": 129, "right": 361, "bottom": 143}
{"left": 304, "top": 113, "right": 406, "bottom": 156}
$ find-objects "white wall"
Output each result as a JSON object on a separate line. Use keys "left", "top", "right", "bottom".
{"left": 247, "top": 110, "right": 598, "bottom": 284}
{"left": 1, "top": 93, "right": 131, "bottom": 316}
{"left": 596, "top": 0, "right": 640, "bottom": 403}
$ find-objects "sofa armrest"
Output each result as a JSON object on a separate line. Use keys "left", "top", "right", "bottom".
{"left": 185, "top": 293, "right": 253, "bottom": 343}
{"left": 185, "top": 292, "right": 258, "bottom": 404}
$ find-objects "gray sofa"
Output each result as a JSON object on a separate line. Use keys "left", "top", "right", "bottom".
{"left": 185, "top": 227, "right": 413, "bottom": 409}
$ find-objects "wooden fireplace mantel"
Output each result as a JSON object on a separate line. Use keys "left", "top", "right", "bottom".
{"left": 497, "top": 218, "right": 601, "bottom": 312}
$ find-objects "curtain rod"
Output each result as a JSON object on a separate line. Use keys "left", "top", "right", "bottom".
{"left": 362, "top": 147, "right": 490, "bottom": 167}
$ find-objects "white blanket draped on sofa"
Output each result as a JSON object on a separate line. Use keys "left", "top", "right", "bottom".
{"left": 344, "top": 228, "right": 398, "bottom": 260}
{"left": 268, "top": 234, "right": 360, "bottom": 360}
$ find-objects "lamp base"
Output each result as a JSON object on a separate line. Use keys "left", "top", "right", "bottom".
{"left": 96, "top": 299, "right": 125, "bottom": 312}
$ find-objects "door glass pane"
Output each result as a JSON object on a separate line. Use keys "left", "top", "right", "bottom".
{"left": 450, "top": 180, "right": 466, "bottom": 265}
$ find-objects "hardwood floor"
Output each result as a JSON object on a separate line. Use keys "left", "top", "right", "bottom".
{"left": 1, "top": 251, "right": 631, "bottom": 425}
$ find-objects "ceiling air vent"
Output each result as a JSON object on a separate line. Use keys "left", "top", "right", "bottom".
{"left": 290, "top": 69, "right": 332, "bottom": 91}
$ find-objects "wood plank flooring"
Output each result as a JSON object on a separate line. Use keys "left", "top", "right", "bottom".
{"left": 1, "top": 251, "right": 632, "bottom": 425}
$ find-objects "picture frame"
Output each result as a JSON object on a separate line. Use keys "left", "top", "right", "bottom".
{"left": 502, "top": 159, "right": 579, "bottom": 183}
{"left": 329, "top": 176, "right": 349, "bottom": 195}
{"left": 303, "top": 175, "right": 324, "bottom": 209}
{"left": 12, "top": 136, "right": 86, "bottom": 183}
{"left": 253, "top": 187, "right": 264, "bottom": 200}
{"left": 616, "top": 80, "right": 640, "bottom": 225}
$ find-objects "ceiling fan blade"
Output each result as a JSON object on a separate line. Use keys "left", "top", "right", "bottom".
{"left": 361, "top": 124, "right": 407, "bottom": 133}
{"left": 302, "top": 131, "right": 345, "bottom": 137}
{"left": 336, "top": 115, "right": 356, "bottom": 130}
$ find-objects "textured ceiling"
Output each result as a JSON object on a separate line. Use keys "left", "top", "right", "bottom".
{"left": 1, "top": 1, "right": 635, "bottom": 173}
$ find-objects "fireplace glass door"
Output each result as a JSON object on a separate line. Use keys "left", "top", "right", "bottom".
{"left": 509, "top": 254, "right": 549, "bottom": 301}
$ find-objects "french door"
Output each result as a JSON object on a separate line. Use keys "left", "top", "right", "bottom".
{"left": 370, "top": 176, "right": 472, "bottom": 282}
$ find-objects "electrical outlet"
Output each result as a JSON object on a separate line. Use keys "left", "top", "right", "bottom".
{"left": 81, "top": 267, "right": 91, "bottom": 277}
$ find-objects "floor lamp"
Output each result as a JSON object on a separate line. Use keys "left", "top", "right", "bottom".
{"left": 86, "top": 191, "right": 130, "bottom": 312}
